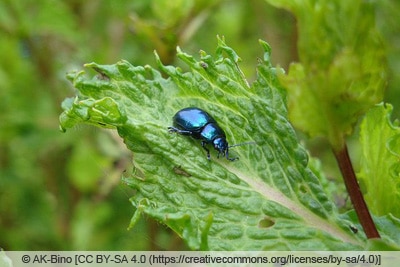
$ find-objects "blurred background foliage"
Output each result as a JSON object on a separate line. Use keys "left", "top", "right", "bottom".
{"left": 0, "top": 0, "right": 399, "bottom": 250}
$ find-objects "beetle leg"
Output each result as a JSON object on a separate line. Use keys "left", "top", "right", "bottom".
{"left": 226, "top": 149, "right": 239, "bottom": 161}
{"left": 228, "top": 155, "right": 239, "bottom": 161}
{"left": 201, "top": 141, "right": 211, "bottom": 160}
{"left": 168, "top": 126, "right": 193, "bottom": 136}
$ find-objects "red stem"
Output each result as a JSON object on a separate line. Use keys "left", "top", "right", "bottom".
{"left": 333, "top": 144, "right": 380, "bottom": 239}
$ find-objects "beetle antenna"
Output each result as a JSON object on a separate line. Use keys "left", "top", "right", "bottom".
{"left": 229, "top": 141, "right": 257, "bottom": 148}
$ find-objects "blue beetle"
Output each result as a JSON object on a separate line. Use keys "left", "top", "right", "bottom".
{"left": 168, "top": 107, "right": 238, "bottom": 161}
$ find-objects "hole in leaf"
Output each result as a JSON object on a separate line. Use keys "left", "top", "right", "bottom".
{"left": 258, "top": 217, "right": 275, "bottom": 228}
{"left": 298, "top": 184, "right": 308, "bottom": 194}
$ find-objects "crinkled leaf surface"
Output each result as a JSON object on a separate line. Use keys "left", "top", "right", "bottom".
{"left": 265, "top": 0, "right": 387, "bottom": 149}
{"left": 60, "top": 38, "right": 364, "bottom": 250}
{"left": 359, "top": 103, "right": 400, "bottom": 218}
{"left": 341, "top": 211, "right": 400, "bottom": 250}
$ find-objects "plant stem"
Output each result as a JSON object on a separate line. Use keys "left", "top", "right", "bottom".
{"left": 333, "top": 144, "right": 380, "bottom": 239}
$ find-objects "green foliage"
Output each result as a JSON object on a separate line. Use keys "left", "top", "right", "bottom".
{"left": 265, "top": 0, "right": 387, "bottom": 150}
{"left": 2, "top": 0, "right": 400, "bottom": 252}
{"left": 0, "top": 0, "right": 178, "bottom": 251}
{"left": 377, "top": 0, "right": 400, "bottom": 119}
{"left": 61, "top": 38, "right": 371, "bottom": 250}
{"left": 358, "top": 104, "right": 400, "bottom": 217}
{"left": 341, "top": 211, "right": 400, "bottom": 250}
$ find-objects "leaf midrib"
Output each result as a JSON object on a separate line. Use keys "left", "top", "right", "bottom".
{"left": 225, "top": 165, "right": 362, "bottom": 246}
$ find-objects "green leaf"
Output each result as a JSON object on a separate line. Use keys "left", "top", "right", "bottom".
{"left": 358, "top": 103, "right": 400, "bottom": 218}
{"left": 265, "top": 0, "right": 387, "bottom": 150}
{"left": 342, "top": 211, "right": 400, "bottom": 250}
{"left": 60, "top": 38, "right": 368, "bottom": 250}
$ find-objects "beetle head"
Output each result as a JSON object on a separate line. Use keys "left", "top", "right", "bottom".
{"left": 213, "top": 137, "right": 229, "bottom": 158}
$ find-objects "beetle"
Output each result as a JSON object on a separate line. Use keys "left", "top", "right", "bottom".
{"left": 168, "top": 107, "right": 240, "bottom": 161}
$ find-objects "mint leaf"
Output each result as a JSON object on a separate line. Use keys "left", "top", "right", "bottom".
{"left": 341, "top": 211, "right": 400, "bottom": 250}
{"left": 265, "top": 0, "right": 387, "bottom": 149}
{"left": 60, "top": 38, "right": 364, "bottom": 250}
{"left": 358, "top": 103, "right": 400, "bottom": 218}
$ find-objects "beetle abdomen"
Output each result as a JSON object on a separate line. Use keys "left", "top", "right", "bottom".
{"left": 173, "top": 107, "right": 216, "bottom": 133}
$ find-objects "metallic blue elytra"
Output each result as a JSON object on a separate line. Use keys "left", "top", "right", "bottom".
{"left": 168, "top": 107, "right": 238, "bottom": 161}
